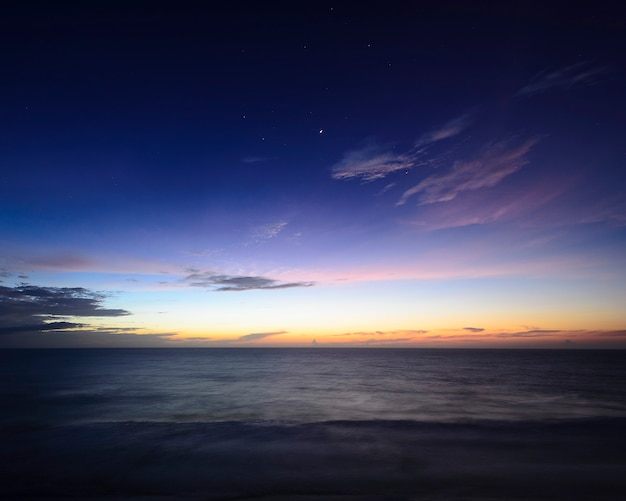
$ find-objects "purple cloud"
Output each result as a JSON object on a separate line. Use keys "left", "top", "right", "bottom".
{"left": 398, "top": 137, "right": 539, "bottom": 206}
{"left": 185, "top": 271, "right": 314, "bottom": 291}
{"left": 415, "top": 113, "right": 472, "bottom": 147}
{"left": 518, "top": 63, "right": 607, "bottom": 96}
{"left": 331, "top": 143, "right": 418, "bottom": 181}
{"left": 238, "top": 331, "right": 287, "bottom": 342}
{"left": 331, "top": 114, "right": 472, "bottom": 183}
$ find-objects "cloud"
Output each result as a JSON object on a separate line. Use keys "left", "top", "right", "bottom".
{"left": 495, "top": 329, "right": 562, "bottom": 338}
{"left": 376, "top": 182, "right": 396, "bottom": 196}
{"left": 182, "top": 331, "right": 289, "bottom": 346}
{"left": 251, "top": 221, "right": 288, "bottom": 241}
{"left": 415, "top": 113, "right": 472, "bottom": 147}
{"left": 331, "top": 114, "right": 473, "bottom": 183}
{"left": 330, "top": 143, "right": 418, "bottom": 181}
{"left": 403, "top": 175, "right": 568, "bottom": 230}
{"left": 579, "top": 206, "right": 626, "bottom": 226}
{"left": 518, "top": 63, "right": 607, "bottom": 96}
{"left": 0, "top": 284, "right": 130, "bottom": 336}
{"left": 238, "top": 331, "right": 287, "bottom": 342}
{"left": 494, "top": 329, "right": 626, "bottom": 343}
{"left": 597, "top": 330, "right": 626, "bottom": 337}
{"left": 0, "top": 329, "right": 180, "bottom": 348}
{"left": 397, "top": 137, "right": 539, "bottom": 206}
{"left": 242, "top": 156, "right": 271, "bottom": 163}
{"left": 0, "top": 321, "right": 86, "bottom": 335}
{"left": 185, "top": 272, "right": 314, "bottom": 291}
{"left": 335, "top": 329, "right": 428, "bottom": 338}
{"left": 463, "top": 327, "right": 484, "bottom": 333}
{"left": 92, "top": 326, "right": 145, "bottom": 333}
{"left": 363, "top": 337, "right": 415, "bottom": 345}
{"left": 21, "top": 253, "right": 94, "bottom": 270}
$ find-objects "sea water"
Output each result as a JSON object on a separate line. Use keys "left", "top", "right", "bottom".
{"left": 3, "top": 348, "right": 626, "bottom": 426}
{"left": 2, "top": 348, "right": 626, "bottom": 499}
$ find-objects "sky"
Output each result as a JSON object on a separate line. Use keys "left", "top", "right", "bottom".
{"left": 1, "top": 1, "right": 625, "bottom": 348}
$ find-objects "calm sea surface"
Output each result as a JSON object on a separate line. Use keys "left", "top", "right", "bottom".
{"left": 3, "top": 348, "right": 626, "bottom": 426}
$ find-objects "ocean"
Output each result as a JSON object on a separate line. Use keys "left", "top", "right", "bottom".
{"left": 2, "top": 348, "right": 626, "bottom": 499}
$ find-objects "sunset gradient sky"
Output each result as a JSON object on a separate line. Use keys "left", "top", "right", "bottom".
{"left": 1, "top": 1, "right": 625, "bottom": 348}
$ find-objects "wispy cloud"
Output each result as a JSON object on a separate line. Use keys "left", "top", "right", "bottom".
{"left": 330, "top": 143, "right": 418, "bottom": 181}
{"left": 183, "top": 248, "right": 223, "bottom": 258}
{"left": 518, "top": 62, "right": 607, "bottom": 96}
{"left": 238, "top": 331, "right": 287, "bottom": 342}
{"left": 397, "top": 137, "right": 539, "bottom": 206}
{"left": 376, "top": 182, "right": 396, "bottom": 196}
{"left": 21, "top": 253, "right": 94, "bottom": 270}
{"left": 593, "top": 330, "right": 626, "bottom": 338}
{"left": 578, "top": 204, "right": 626, "bottom": 226}
{"left": 362, "top": 337, "right": 415, "bottom": 345}
{"left": 415, "top": 113, "right": 472, "bottom": 147}
{"left": 403, "top": 175, "right": 567, "bottom": 230}
{"left": 495, "top": 329, "right": 562, "bottom": 338}
{"left": 251, "top": 221, "right": 288, "bottom": 241}
{"left": 347, "top": 328, "right": 626, "bottom": 348}
{"left": 326, "top": 327, "right": 626, "bottom": 348}
{"left": 335, "top": 329, "right": 428, "bottom": 338}
{"left": 242, "top": 156, "right": 272, "bottom": 163}
{"left": 0, "top": 321, "right": 86, "bottom": 335}
{"left": 331, "top": 114, "right": 472, "bottom": 182}
{"left": 185, "top": 271, "right": 314, "bottom": 291}
{"left": 0, "top": 329, "right": 180, "bottom": 348}
{"left": 0, "top": 284, "right": 130, "bottom": 336}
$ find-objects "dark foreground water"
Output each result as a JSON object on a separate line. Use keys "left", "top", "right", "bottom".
{"left": 2, "top": 348, "right": 626, "bottom": 500}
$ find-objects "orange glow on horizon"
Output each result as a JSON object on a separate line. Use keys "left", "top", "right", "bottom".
{"left": 165, "top": 326, "right": 626, "bottom": 349}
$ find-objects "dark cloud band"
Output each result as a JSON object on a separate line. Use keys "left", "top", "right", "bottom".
{"left": 0, "top": 284, "right": 130, "bottom": 336}
{"left": 185, "top": 272, "right": 314, "bottom": 292}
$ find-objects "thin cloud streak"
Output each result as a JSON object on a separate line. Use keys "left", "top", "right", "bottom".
{"left": 362, "top": 337, "right": 415, "bottom": 345}
{"left": 251, "top": 221, "right": 288, "bottom": 241}
{"left": 0, "top": 329, "right": 180, "bottom": 348}
{"left": 496, "top": 329, "right": 562, "bottom": 338}
{"left": 331, "top": 114, "right": 471, "bottom": 182}
{"left": 330, "top": 143, "right": 417, "bottom": 181}
{"left": 3, "top": 252, "right": 187, "bottom": 276}
{"left": 238, "top": 331, "right": 287, "bottom": 342}
{"left": 241, "top": 156, "right": 272, "bottom": 163}
{"left": 518, "top": 62, "right": 607, "bottom": 96}
{"left": 185, "top": 271, "right": 314, "bottom": 291}
{"left": 403, "top": 176, "right": 569, "bottom": 230}
{"left": 334, "top": 329, "right": 428, "bottom": 338}
{"left": 415, "top": 113, "right": 472, "bottom": 147}
{"left": 19, "top": 253, "right": 95, "bottom": 271}
{"left": 397, "top": 137, "right": 540, "bottom": 206}
{"left": 322, "top": 328, "right": 626, "bottom": 348}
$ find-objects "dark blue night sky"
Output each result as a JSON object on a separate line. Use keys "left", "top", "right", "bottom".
{"left": 1, "top": 1, "right": 625, "bottom": 347}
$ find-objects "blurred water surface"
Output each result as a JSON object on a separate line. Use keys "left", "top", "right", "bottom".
{"left": 2, "top": 348, "right": 626, "bottom": 426}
